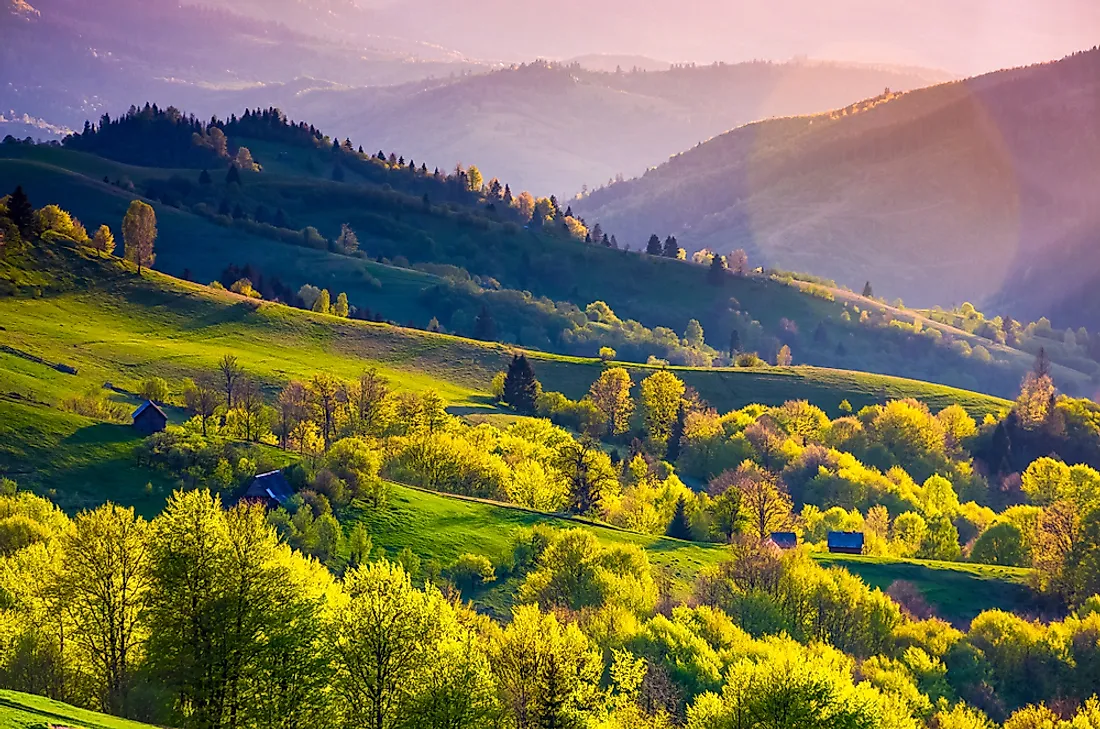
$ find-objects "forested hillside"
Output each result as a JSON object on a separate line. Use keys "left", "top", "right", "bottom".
{"left": 574, "top": 48, "right": 1100, "bottom": 324}
{"left": 4, "top": 109, "right": 1096, "bottom": 400}
{"left": 2, "top": 207, "right": 1100, "bottom": 729}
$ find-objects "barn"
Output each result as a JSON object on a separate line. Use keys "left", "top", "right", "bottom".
{"left": 827, "top": 531, "right": 865, "bottom": 555}
{"left": 131, "top": 400, "right": 168, "bottom": 435}
{"left": 769, "top": 532, "right": 798, "bottom": 550}
{"left": 241, "top": 470, "right": 296, "bottom": 510}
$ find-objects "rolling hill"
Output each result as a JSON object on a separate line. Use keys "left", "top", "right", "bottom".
{"left": 0, "top": 689, "right": 160, "bottom": 729}
{"left": 573, "top": 47, "right": 1100, "bottom": 324}
{"left": 2, "top": 123, "right": 1093, "bottom": 400}
{"left": 0, "top": 241, "right": 1014, "bottom": 511}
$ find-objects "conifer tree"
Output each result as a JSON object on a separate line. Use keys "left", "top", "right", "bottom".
{"left": 708, "top": 254, "right": 729, "bottom": 284}
{"left": 662, "top": 235, "right": 679, "bottom": 258}
{"left": 729, "top": 329, "right": 742, "bottom": 358}
{"left": 646, "top": 234, "right": 662, "bottom": 256}
{"left": 666, "top": 498, "right": 692, "bottom": 540}
{"left": 473, "top": 305, "right": 496, "bottom": 341}
{"left": 667, "top": 403, "right": 686, "bottom": 462}
{"left": 503, "top": 354, "right": 540, "bottom": 414}
{"left": 862, "top": 281, "right": 874, "bottom": 298}
{"left": 199, "top": 169, "right": 212, "bottom": 185}
{"left": 226, "top": 165, "right": 241, "bottom": 185}
{"left": 6, "top": 185, "right": 35, "bottom": 238}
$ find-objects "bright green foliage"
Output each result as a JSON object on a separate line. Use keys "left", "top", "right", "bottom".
{"left": 641, "top": 370, "right": 686, "bottom": 447}
{"left": 589, "top": 367, "right": 634, "bottom": 437}
{"left": 519, "top": 528, "right": 657, "bottom": 614}
{"left": 490, "top": 604, "right": 601, "bottom": 729}
{"left": 970, "top": 522, "right": 1029, "bottom": 567}
{"left": 1022, "top": 458, "right": 1072, "bottom": 505}
{"left": 121, "top": 200, "right": 156, "bottom": 273}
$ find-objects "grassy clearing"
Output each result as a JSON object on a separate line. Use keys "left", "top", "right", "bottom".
{"left": 351, "top": 482, "right": 1035, "bottom": 625}
{"left": 0, "top": 689, "right": 157, "bottom": 729}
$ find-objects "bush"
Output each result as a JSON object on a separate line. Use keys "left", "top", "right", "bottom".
{"left": 139, "top": 376, "right": 170, "bottom": 404}
{"left": 61, "top": 389, "right": 131, "bottom": 423}
{"left": 449, "top": 553, "right": 496, "bottom": 591}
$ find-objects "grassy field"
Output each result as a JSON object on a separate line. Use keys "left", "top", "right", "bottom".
{"left": 0, "top": 244, "right": 1013, "bottom": 509}
{"left": 354, "top": 482, "right": 1036, "bottom": 625}
{"left": 0, "top": 689, "right": 157, "bottom": 729}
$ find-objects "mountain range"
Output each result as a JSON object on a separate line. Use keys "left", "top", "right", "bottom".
{"left": 574, "top": 48, "right": 1100, "bottom": 326}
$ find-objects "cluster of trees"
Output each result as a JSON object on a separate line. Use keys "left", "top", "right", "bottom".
{"left": 0, "top": 187, "right": 157, "bottom": 273}
{"left": 1, "top": 482, "right": 1098, "bottom": 729}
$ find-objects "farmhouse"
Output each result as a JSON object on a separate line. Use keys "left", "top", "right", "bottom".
{"left": 827, "top": 531, "right": 865, "bottom": 555}
{"left": 131, "top": 400, "right": 167, "bottom": 435}
{"left": 241, "top": 470, "right": 295, "bottom": 509}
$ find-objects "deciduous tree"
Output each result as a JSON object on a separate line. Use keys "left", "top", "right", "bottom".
{"left": 121, "top": 200, "right": 157, "bottom": 274}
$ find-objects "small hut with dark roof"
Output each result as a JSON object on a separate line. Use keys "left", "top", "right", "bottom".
{"left": 769, "top": 532, "right": 798, "bottom": 550}
{"left": 827, "top": 531, "right": 865, "bottom": 555}
{"left": 131, "top": 400, "right": 168, "bottom": 435}
{"left": 241, "top": 470, "right": 295, "bottom": 510}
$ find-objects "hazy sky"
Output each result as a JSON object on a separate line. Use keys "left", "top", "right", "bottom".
{"left": 374, "top": 0, "right": 1100, "bottom": 74}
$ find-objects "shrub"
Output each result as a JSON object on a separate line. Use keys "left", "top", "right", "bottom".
{"left": 449, "top": 553, "right": 496, "bottom": 591}
{"left": 139, "top": 376, "right": 170, "bottom": 404}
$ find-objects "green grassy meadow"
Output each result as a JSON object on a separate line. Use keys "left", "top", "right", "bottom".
{"left": 0, "top": 244, "right": 1012, "bottom": 509}
{"left": 0, "top": 690, "right": 157, "bottom": 729}
{"left": 354, "top": 482, "right": 1036, "bottom": 625}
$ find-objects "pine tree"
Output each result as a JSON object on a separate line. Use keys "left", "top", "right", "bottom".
{"left": 662, "top": 235, "right": 679, "bottom": 258}
{"left": 666, "top": 497, "right": 692, "bottom": 540}
{"left": 708, "top": 254, "right": 729, "bottom": 284}
{"left": 862, "top": 281, "right": 874, "bottom": 298}
{"left": 503, "top": 354, "right": 540, "bottom": 414}
{"left": 646, "top": 234, "right": 663, "bottom": 256}
{"left": 6, "top": 186, "right": 35, "bottom": 238}
{"left": 667, "top": 403, "right": 686, "bottom": 462}
{"left": 1034, "top": 347, "right": 1052, "bottom": 378}
{"left": 473, "top": 306, "right": 496, "bottom": 341}
{"left": 226, "top": 165, "right": 241, "bottom": 185}
{"left": 199, "top": 169, "right": 212, "bottom": 185}
{"left": 729, "top": 329, "right": 742, "bottom": 358}
{"left": 218, "top": 199, "right": 231, "bottom": 217}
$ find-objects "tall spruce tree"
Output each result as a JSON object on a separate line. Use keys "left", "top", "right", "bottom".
{"left": 862, "top": 281, "right": 874, "bottom": 298}
{"left": 662, "top": 235, "right": 679, "bottom": 258}
{"left": 729, "top": 329, "right": 742, "bottom": 359}
{"left": 6, "top": 186, "right": 35, "bottom": 238}
{"left": 646, "top": 234, "right": 663, "bottom": 256}
{"left": 666, "top": 497, "right": 692, "bottom": 540}
{"left": 473, "top": 305, "right": 496, "bottom": 341}
{"left": 503, "top": 354, "right": 539, "bottom": 414}
{"left": 667, "top": 403, "right": 686, "bottom": 462}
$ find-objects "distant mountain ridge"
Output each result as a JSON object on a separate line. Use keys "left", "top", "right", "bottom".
{"left": 573, "top": 48, "right": 1100, "bottom": 326}
{"left": 279, "top": 59, "right": 950, "bottom": 195}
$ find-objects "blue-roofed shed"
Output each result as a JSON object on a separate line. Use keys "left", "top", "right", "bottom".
{"left": 769, "top": 532, "right": 798, "bottom": 550}
{"left": 132, "top": 400, "right": 168, "bottom": 435}
{"left": 827, "top": 531, "right": 865, "bottom": 555}
{"left": 241, "top": 470, "right": 295, "bottom": 509}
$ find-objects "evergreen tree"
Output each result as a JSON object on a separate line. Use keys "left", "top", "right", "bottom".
{"left": 813, "top": 322, "right": 829, "bottom": 346}
{"left": 503, "top": 354, "right": 540, "bottom": 414}
{"left": 1034, "top": 347, "right": 1052, "bottom": 378}
{"left": 198, "top": 169, "right": 212, "bottom": 185}
{"left": 232, "top": 204, "right": 245, "bottom": 220}
{"left": 274, "top": 208, "right": 288, "bottom": 228}
{"left": 662, "top": 235, "right": 679, "bottom": 258}
{"left": 666, "top": 497, "right": 692, "bottom": 540}
{"left": 646, "top": 234, "right": 663, "bottom": 256}
{"left": 473, "top": 306, "right": 496, "bottom": 341}
{"left": 729, "top": 329, "right": 742, "bottom": 358}
{"left": 667, "top": 403, "right": 686, "bottom": 462}
{"left": 862, "top": 281, "right": 874, "bottom": 298}
{"left": 708, "top": 254, "right": 729, "bottom": 284}
{"left": 226, "top": 165, "right": 241, "bottom": 185}
{"left": 6, "top": 186, "right": 35, "bottom": 238}
{"left": 218, "top": 199, "right": 231, "bottom": 217}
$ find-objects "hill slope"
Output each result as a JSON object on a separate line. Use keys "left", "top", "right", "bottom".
{"left": 0, "top": 689, "right": 159, "bottom": 729}
{"left": 573, "top": 48, "right": 1100, "bottom": 323}
{"left": 4, "top": 137, "right": 1089, "bottom": 400}
{"left": 0, "top": 243, "right": 1013, "bottom": 511}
